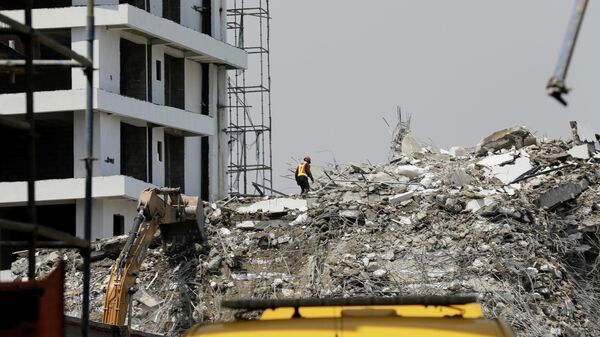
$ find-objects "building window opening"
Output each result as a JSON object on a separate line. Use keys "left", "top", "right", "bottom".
{"left": 0, "top": 29, "right": 72, "bottom": 93}
{"left": 120, "top": 122, "right": 148, "bottom": 182}
{"left": 0, "top": 112, "right": 73, "bottom": 182}
{"left": 164, "top": 54, "right": 185, "bottom": 109}
{"left": 156, "top": 60, "right": 162, "bottom": 81}
{"left": 119, "top": 0, "right": 146, "bottom": 10}
{"left": 157, "top": 141, "right": 163, "bottom": 162}
{"left": 113, "top": 214, "right": 125, "bottom": 236}
{"left": 163, "top": 0, "right": 181, "bottom": 24}
{"left": 120, "top": 38, "right": 147, "bottom": 101}
{"left": 201, "top": 63, "right": 209, "bottom": 115}
{"left": 164, "top": 133, "right": 185, "bottom": 191}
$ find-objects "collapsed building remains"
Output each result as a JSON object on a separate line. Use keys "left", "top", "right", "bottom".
{"left": 8, "top": 125, "right": 600, "bottom": 337}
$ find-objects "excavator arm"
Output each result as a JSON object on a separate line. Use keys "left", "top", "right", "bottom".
{"left": 547, "top": 0, "right": 589, "bottom": 105}
{"left": 102, "top": 188, "right": 204, "bottom": 326}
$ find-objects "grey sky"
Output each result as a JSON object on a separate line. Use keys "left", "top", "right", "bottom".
{"left": 269, "top": 1, "right": 600, "bottom": 194}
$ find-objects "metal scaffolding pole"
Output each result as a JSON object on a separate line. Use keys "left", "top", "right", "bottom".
{"left": 226, "top": 0, "right": 273, "bottom": 196}
{"left": 0, "top": 1, "right": 94, "bottom": 336}
{"left": 82, "top": 1, "right": 95, "bottom": 336}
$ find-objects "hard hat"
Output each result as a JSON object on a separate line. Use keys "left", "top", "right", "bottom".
{"left": 304, "top": 156, "right": 311, "bottom": 163}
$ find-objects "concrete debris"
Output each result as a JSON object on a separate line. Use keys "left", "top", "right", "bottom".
{"left": 476, "top": 125, "right": 537, "bottom": 155}
{"left": 477, "top": 151, "right": 533, "bottom": 185}
{"left": 0, "top": 269, "right": 15, "bottom": 281}
{"left": 290, "top": 213, "right": 308, "bottom": 226}
{"left": 389, "top": 191, "right": 414, "bottom": 204}
{"left": 476, "top": 151, "right": 518, "bottom": 168}
{"left": 537, "top": 179, "right": 590, "bottom": 210}
{"left": 133, "top": 288, "right": 162, "bottom": 308}
{"left": 400, "top": 133, "right": 422, "bottom": 155}
{"left": 10, "top": 125, "right": 600, "bottom": 337}
{"left": 236, "top": 221, "right": 257, "bottom": 230}
{"left": 339, "top": 209, "right": 362, "bottom": 220}
{"left": 350, "top": 163, "right": 373, "bottom": 174}
{"left": 236, "top": 198, "right": 307, "bottom": 214}
{"left": 444, "top": 169, "right": 474, "bottom": 187}
{"left": 487, "top": 155, "right": 533, "bottom": 185}
{"left": 394, "top": 165, "right": 424, "bottom": 178}
{"left": 567, "top": 143, "right": 593, "bottom": 160}
{"left": 449, "top": 146, "right": 468, "bottom": 157}
{"left": 465, "top": 198, "right": 494, "bottom": 213}
{"left": 219, "top": 227, "right": 232, "bottom": 236}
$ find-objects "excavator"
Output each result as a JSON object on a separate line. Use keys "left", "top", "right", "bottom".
{"left": 102, "top": 187, "right": 205, "bottom": 326}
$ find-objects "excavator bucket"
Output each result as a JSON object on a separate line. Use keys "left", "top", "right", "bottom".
{"left": 154, "top": 188, "right": 207, "bottom": 250}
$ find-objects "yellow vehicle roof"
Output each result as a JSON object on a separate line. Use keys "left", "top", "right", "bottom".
{"left": 185, "top": 304, "right": 515, "bottom": 337}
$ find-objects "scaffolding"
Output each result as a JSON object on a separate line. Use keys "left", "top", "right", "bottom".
{"left": 0, "top": 1, "right": 95, "bottom": 336}
{"left": 226, "top": 0, "right": 273, "bottom": 196}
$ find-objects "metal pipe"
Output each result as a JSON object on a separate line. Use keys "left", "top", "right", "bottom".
{"left": 0, "top": 241, "right": 90, "bottom": 248}
{"left": 0, "top": 13, "right": 92, "bottom": 68}
{"left": 81, "top": 1, "right": 95, "bottom": 336}
{"left": 24, "top": 0, "right": 36, "bottom": 282}
{"left": 0, "top": 218, "right": 90, "bottom": 248}
{"left": 0, "top": 60, "right": 84, "bottom": 67}
{"left": 546, "top": 0, "right": 588, "bottom": 105}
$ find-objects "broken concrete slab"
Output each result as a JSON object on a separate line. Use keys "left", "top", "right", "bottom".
{"left": 236, "top": 198, "right": 307, "bottom": 214}
{"left": 290, "top": 213, "right": 308, "bottom": 226}
{"left": 537, "top": 179, "right": 590, "bottom": 210}
{"left": 394, "top": 165, "right": 424, "bottom": 178}
{"left": 342, "top": 191, "right": 363, "bottom": 203}
{"left": 444, "top": 169, "right": 474, "bottom": 187}
{"left": 477, "top": 151, "right": 533, "bottom": 185}
{"left": 476, "top": 125, "right": 536, "bottom": 155}
{"left": 389, "top": 191, "right": 414, "bottom": 204}
{"left": 0, "top": 269, "right": 15, "bottom": 282}
{"left": 339, "top": 209, "right": 361, "bottom": 219}
{"left": 488, "top": 156, "right": 533, "bottom": 185}
{"left": 465, "top": 198, "right": 494, "bottom": 213}
{"left": 350, "top": 163, "right": 372, "bottom": 174}
{"left": 236, "top": 221, "right": 257, "bottom": 230}
{"left": 219, "top": 228, "right": 232, "bottom": 236}
{"left": 476, "top": 152, "right": 517, "bottom": 168}
{"left": 368, "top": 171, "right": 409, "bottom": 184}
{"left": 133, "top": 288, "right": 162, "bottom": 308}
{"left": 568, "top": 144, "right": 593, "bottom": 160}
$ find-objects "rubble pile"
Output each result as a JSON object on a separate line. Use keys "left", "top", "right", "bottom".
{"left": 10, "top": 126, "right": 600, "bottom": 337}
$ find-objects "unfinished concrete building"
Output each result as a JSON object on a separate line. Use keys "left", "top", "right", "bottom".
{"left": 0, "top": 0, "right": 246, "bottom": 267}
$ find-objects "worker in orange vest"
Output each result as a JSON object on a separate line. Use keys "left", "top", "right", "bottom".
{"left": 295, "top": 156, "right": 314, "bottom": 194}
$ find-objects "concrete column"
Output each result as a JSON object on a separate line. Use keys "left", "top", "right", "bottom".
{"left": 185, "top": 137, "right": 201, "bottom": 196}
{"left": 76, "top": 199, "right": 104, "bottom": 240}
{"left": 74, "top": 111, "right": 102, "bottom": 178}
{"left": 212, "top": 65, "right": 228, "bottom": 199}
{"left": 181, "top": 0, "right": 201, "bottom": 31}
{"left": 151, "top": 45, "right": 165, "bottom": 105}
{"left": 71, "top": 27, "right": 100, "bottom": 89}
{"left": 185, "top": 59, "right": 202, "bottom": 113}
{"left": 99, "top": 113, "right": 121, "bottom": 176}
{"left": 149, "top": 0, "right": 163, "bottom": 17}
{"left": 218, "top": 0, "right": 227, "bottom": 42}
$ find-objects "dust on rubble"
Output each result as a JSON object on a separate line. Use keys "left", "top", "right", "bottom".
{"left": 10, "top": 125, "right": 600, "bottom": 337}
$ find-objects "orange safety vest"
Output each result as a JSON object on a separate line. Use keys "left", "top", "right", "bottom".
{"left": 297, "top": 163, "right": 308, "bottom": 177}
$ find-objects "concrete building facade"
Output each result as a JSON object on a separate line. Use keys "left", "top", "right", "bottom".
{"left": 0, "top": 1, "right": 246, "bottom": 265}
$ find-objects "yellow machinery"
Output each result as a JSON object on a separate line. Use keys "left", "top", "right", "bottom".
{"left": 184, "top": 296, "right": 516, "bottom": 337}
{"left": 102, "top": 187, "right": 205, "bottom": 326}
